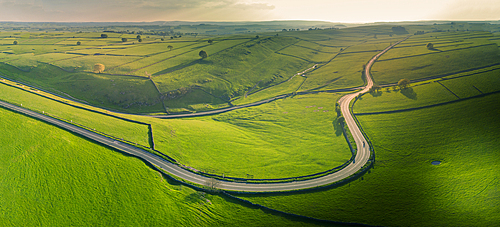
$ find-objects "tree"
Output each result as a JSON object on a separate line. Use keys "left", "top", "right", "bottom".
{"left": 208, "top": 39, "right": 213, "bottom": 45}
{"left": 337, "top": 116, "right": 345, "bottom": 125}
{"left": 136, "top": 35, "right": 141, "bottom": 39}
{"left": 101, "top": 34, "right": 108, "bottom": 38}
{"left": 199, "top": 50, "right": 208, "bottom": 59}
{"left": 76, "top": 41, "right": 81, "bottom": 45}
{"left": 93, "top": 64, "right": 105, "bottom": 73}
{"left": 369, "top": 84, "right": 382, "bottom": 93}
{"left": 121, "top": 38, "right": 128, "bottom": 42}
{"left": 398, "top": 78, "right": 411, "bottom": 89}
{"left": 161, "top": 38, "right": 164, "bottom": 41}
{"left": 13, "top": 41, "right": 18, "bottom": 45}
{"left": 255, "top": 35, "right": 259, "bottom": 39}
{"left": 138, "top": 38, "right": 142, "bottom": 42}
{"left": 167, "top": 45, "right": 173, "bottom": 51}
{"left": 204, "top": 178, "right": 220, "bottom": 192}
{"left": 426, "top": 43, "right": 434, "bottom": 50}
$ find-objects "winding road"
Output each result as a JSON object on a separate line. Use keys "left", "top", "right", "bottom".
{"left": 0, "top": 37, "right": 408, "bottom": 192}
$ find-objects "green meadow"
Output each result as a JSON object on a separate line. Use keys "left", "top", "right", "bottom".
{"left": 371, "top": 32, "right": 500, "bottom": 85}
{"left": 237, "top": 92, "right": 500, "bottom": 227}
{"left": 354, "top": 65, "right": 500, "bottom": 114}
{"left": 0, "top": 80, "right": 150, "bottom": 146}
{"left": 0, "top": 107, "right": 321, "bottom": 227}
{"left": 147, "top": 93, "right": 352, "bottom": 179}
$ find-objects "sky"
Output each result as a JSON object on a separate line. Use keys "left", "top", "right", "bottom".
{"left": 0, "top": 0, "right": 498, "bottom": 23}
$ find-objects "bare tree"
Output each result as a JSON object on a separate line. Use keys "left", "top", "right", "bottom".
{"left": 204, "top": 178, "right": 220, "bottom": 192}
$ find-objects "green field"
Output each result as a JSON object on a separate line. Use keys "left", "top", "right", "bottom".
{"left": 237, "top": 93, "right": 500, "bottom": 227}
{"left": 0, "top": 63, "right": 164, "bottom": 113}
{"left": 371, "top": 32, "right": 500, "bottom": 85}
{"left": 147, "top": 93, "right": 352, "bottom": 179}
{"left": 0, "top": 107, "right": 321, "bottom": 226}
{"left": 354, "top": 65, "right": 500, "bottom": 113}
{"left": 0, "top": 80, "right": 150, "bottom": 147}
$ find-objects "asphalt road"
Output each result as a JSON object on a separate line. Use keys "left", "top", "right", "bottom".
{"left": 0, "top": 37, "right": 408, "bottom": 192}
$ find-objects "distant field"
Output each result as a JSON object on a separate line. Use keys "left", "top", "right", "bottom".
{"left": 147, "top": 93, "right": 352, "bottom": 179}
{"left": 354, "top": 65, "right": 500, "bottom": 113}
{"left": 0, "top": 108, "right": 314, "bottom": 227}
{"left": 371, "top": 31, "right": 500, "bottom": 85}
{"left": 0, "top": 26, "right": 418, "bottom": 112}
{"left": 237, "top": 93, "right": 500, "bottom": 227}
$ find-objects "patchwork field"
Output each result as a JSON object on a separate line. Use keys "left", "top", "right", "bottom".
{"left": 371, "top": 31, "right": 500, "bottom": 85}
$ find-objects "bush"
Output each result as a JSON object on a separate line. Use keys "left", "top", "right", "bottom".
{"left": 13, "top": 41, "right": 18, "bottom": 45}
{"left": 76, "top": 41, "right": 81, "bottom": 45}
{"left": 101, "top": 34, "right": 108, "bottom": 38}
{"left": 199, "top": 50, "right": 208, "bottom": 59}
{"left": 121, "top": 38, "right": 128, "bottom": 42}
{"left": 93, "top": 63, "right": 105, "bottom": 73}
{"left": 138, "top": 39, "right": 142, "bottom": 42}
{"left": 426, "top": 43, "right": 434, "bottom": 50}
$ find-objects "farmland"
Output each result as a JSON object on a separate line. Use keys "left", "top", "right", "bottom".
{"left": 237, "top": 92, "right": 500, "bottom": 227}
{"left": 0, "top": 107, "right": 320, "bottom": 227}
{"left": 1, "top": 21, "right": 499, "bottom": 226}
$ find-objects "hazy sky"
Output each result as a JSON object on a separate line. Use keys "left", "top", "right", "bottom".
{"left": 0, "top": 0, "right": 498, "bottom": 22}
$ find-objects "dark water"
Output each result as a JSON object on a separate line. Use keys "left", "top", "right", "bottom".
{"left": 431, "top": 161, "right": 441, "bottom": 165}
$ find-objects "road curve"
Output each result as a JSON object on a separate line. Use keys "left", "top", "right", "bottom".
{"left": 0, "top": 37, "right": 408, "bottom": 192}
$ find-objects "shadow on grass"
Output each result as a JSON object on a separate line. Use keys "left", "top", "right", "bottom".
{"left": 332, "top": 119, "right": 343, "bottom": 137}
{"left": 401, "top": 87, "right": 417, "bottom": 100}
{"left": 369, "top": 91, "right": 383, "bottom": 97}
{"left": 153, "top": 59, "right": 212, "bottom": 76}
{"left": 185, "top": 192, "right": 205, "bottom": 204}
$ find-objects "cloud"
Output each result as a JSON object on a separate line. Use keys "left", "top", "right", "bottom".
{"left": 0, "top": 0, "right": 276, "bottom": 21}
{"left": 432, "top": 0, "right": 500, "bottom": 20}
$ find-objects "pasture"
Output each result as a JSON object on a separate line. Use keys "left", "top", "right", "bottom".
{"left": 371, "top": 31, "right": 500, "bottom": 85}
{"left": 0, "top": 108, "right": 314, "bottom": 227}
{"left": 146, "top": 93, "right": 352, "bottom": 179}
{"left": 237, "top": 93, "right": 500, "bottom": 227}
{"left": 354, "top": 64, "right": 500, "bottom": 113}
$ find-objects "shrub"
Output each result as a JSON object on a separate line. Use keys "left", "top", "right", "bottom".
{"left": 76, "top": 41, "right": 81, "bottom": 45}
{"left": 93, "top": 63, "right": 105, "bottom": 73}
{"left": 121, "top": 38, "right": 128, "bottom": 42}
{"left": 101, "top": 34, "right": 108, "bottom": 38}
{"left": 199, "top": 50, "right": 208, "bottom": 59}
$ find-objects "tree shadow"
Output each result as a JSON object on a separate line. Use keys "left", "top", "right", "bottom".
{"left": 332, "top": 119, "right": 343, "bottom": 137}
{"left": 400, "top": 87, "right": 417, "bottom": 100}
{"left": 428, "top": 48, "right": 442, "bottom": 52}
{"left": 369, "top": 91, "right": 383, "bottom": 97}
{"left": 185, "top": 192, "right": 205, "bottom": 204}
